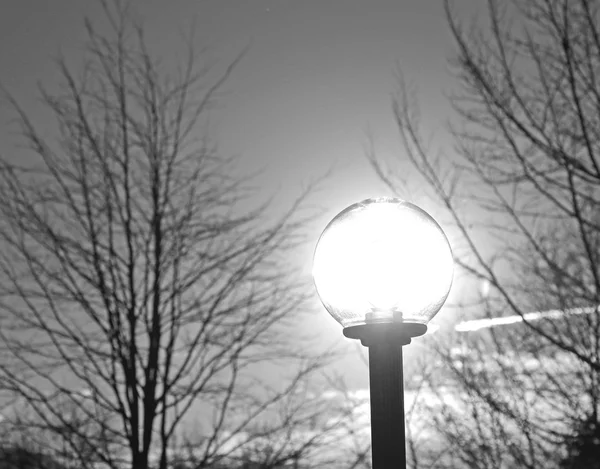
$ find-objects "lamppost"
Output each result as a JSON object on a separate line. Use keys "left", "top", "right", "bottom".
{"left": 312, "top": 197, "right": 453, "bottom": 469}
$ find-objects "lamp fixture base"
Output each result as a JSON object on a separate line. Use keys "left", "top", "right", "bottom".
{"left": 343, "top": 322, "right": 427, "bottom": 347}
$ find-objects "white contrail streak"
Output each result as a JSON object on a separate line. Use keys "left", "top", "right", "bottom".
{"left": 454, "top": 306, "right": 598, "bottom": 332}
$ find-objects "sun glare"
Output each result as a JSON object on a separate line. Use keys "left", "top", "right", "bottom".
{"left": 313, "top": 198, "right": 454, "bottom": 327}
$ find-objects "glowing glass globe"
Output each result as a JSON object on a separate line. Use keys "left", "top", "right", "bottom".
{"left": 312, "top": 197, "right": 453, "bottom": 329}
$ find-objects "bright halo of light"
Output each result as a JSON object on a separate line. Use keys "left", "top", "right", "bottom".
{"left": 312, "top": 198, "right": 453, "bottom": 328}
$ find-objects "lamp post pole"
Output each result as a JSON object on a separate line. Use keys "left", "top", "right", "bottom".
{"left": 344, "top": 323, "right": 424, "bottom": 469}
{"left": 368, "top": 339, "right": 406, "bottom": 468}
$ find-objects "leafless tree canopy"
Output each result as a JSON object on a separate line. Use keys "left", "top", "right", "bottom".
{"left": 0, "top": 2, "right": 342, "bottom": 468}
{"left": 370, "top": 0, "right": 600, "bottom": 467}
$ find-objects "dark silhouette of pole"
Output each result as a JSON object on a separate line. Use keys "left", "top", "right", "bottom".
{"left": 344, "top": 323, "right": 424, "bottom": 469}
{"left": 368, "top": 339, "right": 406, "bottom": 469}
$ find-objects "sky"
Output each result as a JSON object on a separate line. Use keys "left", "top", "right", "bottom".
{"left": 0, "top": 0, "right": 479, "bottom": 204}
{"left": 0, "top": 0, "right": 482, "bottom": 395}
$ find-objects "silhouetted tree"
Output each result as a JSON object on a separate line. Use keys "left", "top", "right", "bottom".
{"left": 370, "top": 0, "right": 600, "bottom": 467}
{"left": 0, "top": 442, "right": 65, "bottom": 469}
{"left": 160, "top": 369, "right": 375, "bottom": 469}
{"left": 560, "top": 415, "right": 600, "bottom": 469}
{"left": 0, "top": 1, "right": 333, "bottom": 468}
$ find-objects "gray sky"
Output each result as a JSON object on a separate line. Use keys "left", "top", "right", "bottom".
{"left": 0, "top": 0, "right": 476, "bottom": 204}
{"left": 0, "top": 0, "right": 481, "bottom": 391}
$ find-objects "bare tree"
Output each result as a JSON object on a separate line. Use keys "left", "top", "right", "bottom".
{"left": 369, "top": 0, "right": 600, "bottom": 467}
{"left": 0, "top": 2, "right": 335, "bottom": 468}
{"left": 0, "top": 443, "right": 65, "bottom": 469}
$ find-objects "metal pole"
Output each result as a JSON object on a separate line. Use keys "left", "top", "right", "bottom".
{"left": 368, "top": 339, "right": 406, "bottom": 469}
